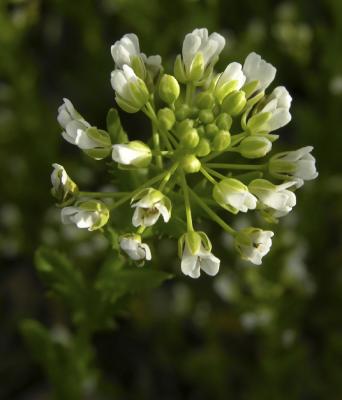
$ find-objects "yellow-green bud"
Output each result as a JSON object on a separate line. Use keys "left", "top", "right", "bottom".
{"left": 195, "top": 92, "right": 215, "bottom": 109}
{"left": 205, "top": 123, "right": 219, "bottom": 137}
{"left": 221, "top": 90, "right": 247, "bottom": 116}
{"left": 189, "top": 107, "right": 199, "bottom": 118}
{"left": 199, "top": 109, "right": 215, "bottom": 124}
{"left": 174, "top": 54, "right": 186, "bottom": 83}
{"left": 247, "top": 112, "right": 271, "bottom": 134}
{"left": 158, "top": 107, "right": 176, "bottom": 131}
{"left": 196, "top": 138, "right": 211, "bottom": 157}
{"left": 175, "top": 104, "right": 191, "bottom": 121}
{"left": 159, "top": 74, "right": 180, "bottom": 105}
{"left": 181, "top": 154, "right": 201, "bottom": 174}
{"left": 197, "top": 126, "right": 205, "bottom": 136}
{"left": 239, "top": 136, "right": 272, "bottom": 159}
{"left": 180, "top": 128, "right": 200, "bottom": 149}
{"left": 215, "top": 113, "right": 232, "bottom": 130}
{"left": 176, "top": 119, "right": 194, "bottom": 138}
{"left": 212, "top": 130, "right": 231, "bottom": 151}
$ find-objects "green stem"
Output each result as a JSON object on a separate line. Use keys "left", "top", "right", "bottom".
{"left": 189, "top": 188, "right": 236, "bottom": 236}
{"left": 199, "top": 167, "right": 217, "bottom": 185}
{"left": 110, "top": 171, "right": 167, "bottom": 210}
{"left": 180, "top": 171, "right": 194, "bottom": 232}
{"left": 159, "top": 162, "right": 179, "bottom": 191}
{"left": 185, "top": 83, "right": 195, "bottom": 106}
{"left": 78, "top": 191, "right": 128, "bottom": 198}
{"left": 206, "top": 163, "right": 266, "bottom": 171}
{"left": 203, "top": 166, "right": 227, "bottom": 181}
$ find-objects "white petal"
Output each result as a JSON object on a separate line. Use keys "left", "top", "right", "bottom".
{"left": 268, "top": 109, "right": 292, "bottom": 131}
{"left": 181, "top": 247, "right": 200, "bottom": 278}
{"left": 155, "top": 203, "right": 171, "bottom": 223}
{"left": 112, "top": 144, "right": 141, "bottom": 165}
{"left": 199, "top": 251, "right": 220, "bottom": 276}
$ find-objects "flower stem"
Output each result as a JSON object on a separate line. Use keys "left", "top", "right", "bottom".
{"left": 78, "top": 191, "right": 128, "bottom": 198}
{"left": 159, "top": 162, "right": 179, "bottom": 191}
{"left": 202, "top": 166, "right": 227, "bottom": 181}
{"left": 110, "top": 171, "right": 167, "bottom": 210}
{"left": 180, "top": 171, "right": 194, "bottom": 232}
{"left": 185, "top": 83, "right": 195, "bottom": 106}
{"left": 199, "top": 167, "right": 217, "bottom": 185}
{"left": 189, "top": 188, "right": 236, "bottom": 236}
{"left": 206, "top": 163, "right": 266, "bottom": 171}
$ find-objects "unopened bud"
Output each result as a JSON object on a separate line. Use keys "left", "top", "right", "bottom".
{"left": 199, "top": 109, "right": 215, "bottom": 124}
{"left": 181, "top": 154, "right": 201, "bottom": 174}
{"left": 239, "top": 136, "right": 272, "bottom": 159}
{"left": 180, "top": 128, "right": 200, "bottom": 149}
{"left": 195, "top": 92, "right": 215, "bottom": 109}
{"left": 175, "top": 104, "right": 191, "bottom": 121}
{"left": 196, "top": 138, "right": 211, "bottom": 157}
{"left": 205, "top": 123, "right": 219, "bottom": 137}
{"left": 158, "top": 107, "right": 176, "bottom": 131}
{"left": 221, "top": 90, "right": 247, "bottom": 116}
{"left": 159, "top": 74, "right": 180, "bottom": 105}
{"left": 215, "top": 113, "right": 232, "bottom": 131}
{"left": 212, "top": 130, "right": 231, "bottom": 151}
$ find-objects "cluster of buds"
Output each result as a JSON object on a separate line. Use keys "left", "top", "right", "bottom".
{"left": 51, "top": 28, "right": 318, "bottom": 278}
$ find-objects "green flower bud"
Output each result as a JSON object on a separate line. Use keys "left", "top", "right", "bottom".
{"left": 175, "top": 104, "right": 191, "bottom": 121}
{"left": 189, "top": 107, "right": 199, "bottom": 119}
{"left": 221, "top": 90, "right": 247, "bottom": 116}
{"left": 180, "top": 128, "right": 200, "bottom": 149}
{"left": 215, "top": 113, "right": 232, "bottom": 130}
{"left": 175, "top": 119, "right": 194, "bottom": 138}
{"left": 188, "top": 52, "right": 205, "bottom": 82}
{"left": 211, "top": 130, "right": 231, "bottom": 151}
{"left": 195, "top": 92, "right": 215, "bottom": 109}
{"left": 181, "top": 154, "right": 201, "bottom": 174}
{"left": 158, "top": 107, "right": 176, "bottom": 131}
{"left": 196, "top": 138, "right": 211, "bottom": 157}
{"left": 196, "top": 126, "right": 205, "bottom": 136}
{"left": 199, "top": 109, "right": 215, "bottom": 124}
{"left": 159, "top": 74, "right": 180, "bottom": 105}
{"left": 247, "top": 112, "right": 271, "bottom": 134}
{"left": 205, "top": 123, "right": 219, "bottom": 137}
{"left": 239, "top": 136, "right": 272, "bottom": 159}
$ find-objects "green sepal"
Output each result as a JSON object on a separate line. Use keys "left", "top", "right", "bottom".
{"left": 174, "top": 54, "right": 187, "bottom": 83}
{"left": 106, "top": 108, "right": 128, "bottom": 143}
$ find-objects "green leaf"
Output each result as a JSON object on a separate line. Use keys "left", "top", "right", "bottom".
{"left": 106, "top": 108, "right": 128, "bottom": 144}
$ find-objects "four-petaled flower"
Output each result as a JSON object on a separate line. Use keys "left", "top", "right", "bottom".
{"left": 120, "top": 235, "right": 152, "bottom": 262}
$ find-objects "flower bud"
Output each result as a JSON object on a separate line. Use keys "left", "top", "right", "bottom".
{"left": 215, "top": 62, "right": 246, "bottom": 103}
{"left": 215, "top": 113, "right": 232, "bottom": 131}
{"left": 158, "top": 107, "right": 176, "bottom": 131}
{"left": 234, "top": 227, "right": 274, "bottom": 265}
{"left": 221, "top": 90, "right": 247, "bottom": 116}
{"left": 195, "top": 92, "right": 215, "bottom": 109}
{"left": 211, "top": 130, "right": 231, "bottom": 151}
{"left": 180, "top": 128, "right": 200, "bottom": 149}
{"left": 175, "top": 104, "right": 191, "bottom": 121}
{"left": 246, "top": 112, "right": 271, "bottom": 133}
{"left": 213, "top": 178, "right": 257, "bottom": 214}
{"left": 196, "top": 138, "right": 211, "bottom": 157}
{"left": 174, "top": 54, "right": 187, "bottom": 84}
{"left": 61, "top": 200, "right": 109, "bottom": 231}
{"left": 112, "top": 140, "right": 152, "bottom": 167}
{"left": 51, "top": 164, "right": 78, "bottom": 203}
{"left": 120, "top": 234, "right": 152, "bottom": 262}
{"left": 159, "top": 74, "right": 180, "bottom": 105}
{"left": 111, "top": 65, "right": 149, "bottom": 113}
{"left": 181, "top": 154, "right": 201, "bottom": 174}
{"left": 198, "top": 109, "right": 215, "bottom": 124}
{"left": 205, "top": 123, "right": 219, "bottom": 137}
{"left": 239, "top": 136, "right": 272, "bottom": 159}
{"left": 175, "top": 119, "right": 194, "bottom": 138}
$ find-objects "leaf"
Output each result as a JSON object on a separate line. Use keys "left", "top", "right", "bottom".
{"left": 106, "top": 108, "right": 128, "bottom": 144}
{"left": 96, "top": 265, "right": 172, "bottom": 303}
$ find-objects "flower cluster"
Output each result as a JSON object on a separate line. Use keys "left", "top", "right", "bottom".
{"left": 52, "top": 28, "right": 318, "bottom": 278}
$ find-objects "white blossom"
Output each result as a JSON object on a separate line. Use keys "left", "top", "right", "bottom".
{"left": 213, "top": 178, "right": 257, "bottom": 214}
{"left": 51, "top": 163, "right": 77, "bottom": 202}
{"left": 181, "top": 241, "right": 220, "bottom": 279}
{"left": 243, "top": 52, "right": 276, "bottom": 92}
{"left": 260, "top": 86, "right": 292, "bottom": 131}
{"left": 215, "top": 62, "right": 246, "bottom": 102}
{"left": 235, "top": 228, "right": 274, "bottom": 265}
{"left": 112, "top": 140, "right": 152, "bottom": 167}
{"left": 61, "top": 207, "right": 100, "bottom": 230}
{"left": 120, "top": 235, "right": 152, "bottom": 262}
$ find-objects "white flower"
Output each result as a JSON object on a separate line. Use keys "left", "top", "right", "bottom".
{"left": 235, "top": 227, "right": 274, "bottom": 265}
{"left": 181, "top": 241, "right": 220, "bottom": 279}
{"left": 57, "top": 99, "right": 96, "bottom": 149}
{"left": 249, "top": 179, "right": 296, "bottom": 217}
{"left": 243, "top": 52, "right": 277, "bottom": 93}
{"left": 259, "top": 86, "right": 292, "bottom": 131}
{"left": 182, "top": 28, "right": 225, "bottom": 75}
{"left": 110, "top": 65, "right": 149, "bottom": 112}
{"left": 61, "top": 200, "right": 109, "bottom": 231}
{"left": 269, "top": 146, "right": 318, "bottom": 181}
{"left": 112, "top": 140, "right": 152, "bottom": 167}
{"left": 131, "top": 189, "right": 171, "bottom": 227}
{"left": 213, "top": 178, "right": 257, "bottom": 214}
{"left": 215, "top": 62, "right": 246, "bottom": 102}
{"left": 51, "top": 163, "right": 78, "bottom": 202}
{"left": 120, "top": 235, "right": 152, "bottom": 262}
{"left": 111, "top": 33, "right": 161, "bottom": 77}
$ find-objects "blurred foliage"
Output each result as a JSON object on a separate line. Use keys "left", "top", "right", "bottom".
{"left": 1, "top": 0, "right": 342, "bottom": 399}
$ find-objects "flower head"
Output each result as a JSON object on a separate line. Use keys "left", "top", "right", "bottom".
{"left": 120, "top": 234, "right": 151, "bottom": 262}
{"left": 243, "top": 52, "right": 276, "bottom": 95}
{"left": 61, "top": 200, "right": 109, "bottom": 231}
{"left": 235, "top": 227, "right": 274, "bottom": 265}
{"left": 213, "top": 178, "right": 257, "bottom": 214}
{"left": 179, "top": 231, "right": 220, "bottom": 279}
{"left": 131, "top": 188, "right": 171, "bottom": 227}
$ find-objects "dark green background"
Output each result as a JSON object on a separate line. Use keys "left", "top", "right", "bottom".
{"left": 1, "top": 0, "right": 342, "bottom": 398}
